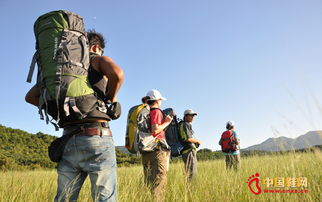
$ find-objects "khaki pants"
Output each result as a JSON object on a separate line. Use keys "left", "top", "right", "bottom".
{"left": 225, "top": 154, "right": 240, "bottom": 171}
{"left": 181, "top": 149, "right": 197, "bottom": 181}
{"left": 142, "top": 150, "right": 169, "bottom": 201}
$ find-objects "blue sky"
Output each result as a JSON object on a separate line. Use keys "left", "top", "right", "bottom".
{"left": 0, "top": 0, "right": 321, "bottom": 150}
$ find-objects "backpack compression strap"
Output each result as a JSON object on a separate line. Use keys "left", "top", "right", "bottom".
{"left": 26, "top": 51, "right": 39, "bottom": 83}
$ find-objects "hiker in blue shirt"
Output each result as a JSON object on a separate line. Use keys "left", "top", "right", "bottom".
{"left": 219, "top": 121, "right": 240, "bottom": 171}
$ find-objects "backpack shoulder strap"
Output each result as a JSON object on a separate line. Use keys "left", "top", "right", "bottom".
{"left": 230, "top": 130, "right": 234, "bottom": 136}
{"left": 179, "top": 121, "right": 189, "bottom": 141}
{"left": 150, "top": 108, "right": 165, "bottom": 117}
{"left": 150, "top": 107, "right": 161, "bottom": 112}
{"left": 230, "top": 130, "right": 238, "bottom": 143}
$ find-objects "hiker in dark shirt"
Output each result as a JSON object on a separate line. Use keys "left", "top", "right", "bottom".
{"left": 26, "top": 30, "right": 124, "bottom": 201}
{"left": 179, "top": 109, "right": 201, "bottom": 181}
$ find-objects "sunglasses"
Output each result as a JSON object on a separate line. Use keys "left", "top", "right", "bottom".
{"left": 99, "top": 47, "right": 104, "bottom": 55}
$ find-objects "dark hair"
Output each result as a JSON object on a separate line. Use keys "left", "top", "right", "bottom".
{"left": 141, "top": 96, "right": 149, "bottom": 104}
{"left": 226, "top": 124, "right": 234, "bottom": 130}
{"left": 147, "top": 99, "right": 157, "bottom": 105}
{"left": 87, "top": 29, "right": 106, "bottom": 49}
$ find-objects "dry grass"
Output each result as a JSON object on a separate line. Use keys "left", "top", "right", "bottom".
{"left": 0, "top": 152, "right": 321, "bottom": 202}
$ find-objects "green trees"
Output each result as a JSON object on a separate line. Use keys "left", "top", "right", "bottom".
{"left": 0, "top": 125, "right": 55, "bottom": 170}
{"left": 1, "top": 124, "right": 320, "bottom": 170}
{"left": 115, "top": 149, "right": 141, "bottom": 166}
{"left": 197, "top": 148, "right": 224, "bottom": 161}
{"left": 0, "top": 125, "right": 56, "bottom": 170}
{"left": 0, "top": 124, "right": 142, "bottom": 170}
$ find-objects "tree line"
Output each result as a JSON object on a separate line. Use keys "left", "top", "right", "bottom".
{"left": 0, "top": 124, "right": 143, "bottom": 170}
{"left": 0, "top": 124, "right": 320, "bottom": 170}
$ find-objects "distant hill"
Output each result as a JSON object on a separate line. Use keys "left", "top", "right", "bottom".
{"left": 244, "top": 131, "right": 322, "bottom": 151}
{"left": 0, "top": 124, "right": 141, "bottom": 170}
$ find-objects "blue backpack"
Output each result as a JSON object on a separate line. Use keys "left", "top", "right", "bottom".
{"left": 163, "top": 108, "right": 184, "bottom": 157}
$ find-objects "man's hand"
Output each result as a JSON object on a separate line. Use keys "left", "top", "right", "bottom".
{"left": 164, "top": 115, "right": 173, "bottom": 124}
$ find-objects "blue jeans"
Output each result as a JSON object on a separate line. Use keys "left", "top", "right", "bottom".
{"left": 55, "top": 133, "right": 117, "bottom": 202}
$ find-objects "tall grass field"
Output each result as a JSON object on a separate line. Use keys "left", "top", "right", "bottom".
{"left": 0, "top": 151, "right": 321, "bottom": 202}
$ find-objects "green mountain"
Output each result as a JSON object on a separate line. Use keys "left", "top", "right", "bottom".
{"left": 0, "top": 124, "right": 56, "bottom": 170}
{"left": 0, "top": 124, "right": 141, "bottom": 170}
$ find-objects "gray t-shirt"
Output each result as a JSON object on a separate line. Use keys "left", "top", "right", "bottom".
{"left": 179, "top": 122, "right": 196, "bottom": 151}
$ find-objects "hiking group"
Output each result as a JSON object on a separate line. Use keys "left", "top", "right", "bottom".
{"left": 125, "top": 90, "right": 240, "bottom": 201}
{"left": 25, "top": 10, "right": 240, "bottom": 202}
{"left": 126, "top": 90, "right": 202, "bottom": 201}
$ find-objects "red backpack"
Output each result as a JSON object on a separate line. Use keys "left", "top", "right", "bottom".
{"left": 220, "top": 130, "right": 237, "bottom": 153}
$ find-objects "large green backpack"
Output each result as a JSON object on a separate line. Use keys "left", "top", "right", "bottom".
{"left": 27, "top": 10, "right": 109, "bottom": 129}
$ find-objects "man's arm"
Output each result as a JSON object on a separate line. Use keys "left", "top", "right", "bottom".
{"left": 25, "top": 84, "right": 40, "bottom": 106}
{"left": 187, "top": 138, "right": 201, "bottom": 145}
{"left": 91, "top": 56, "right": 124, "bottom": 102}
